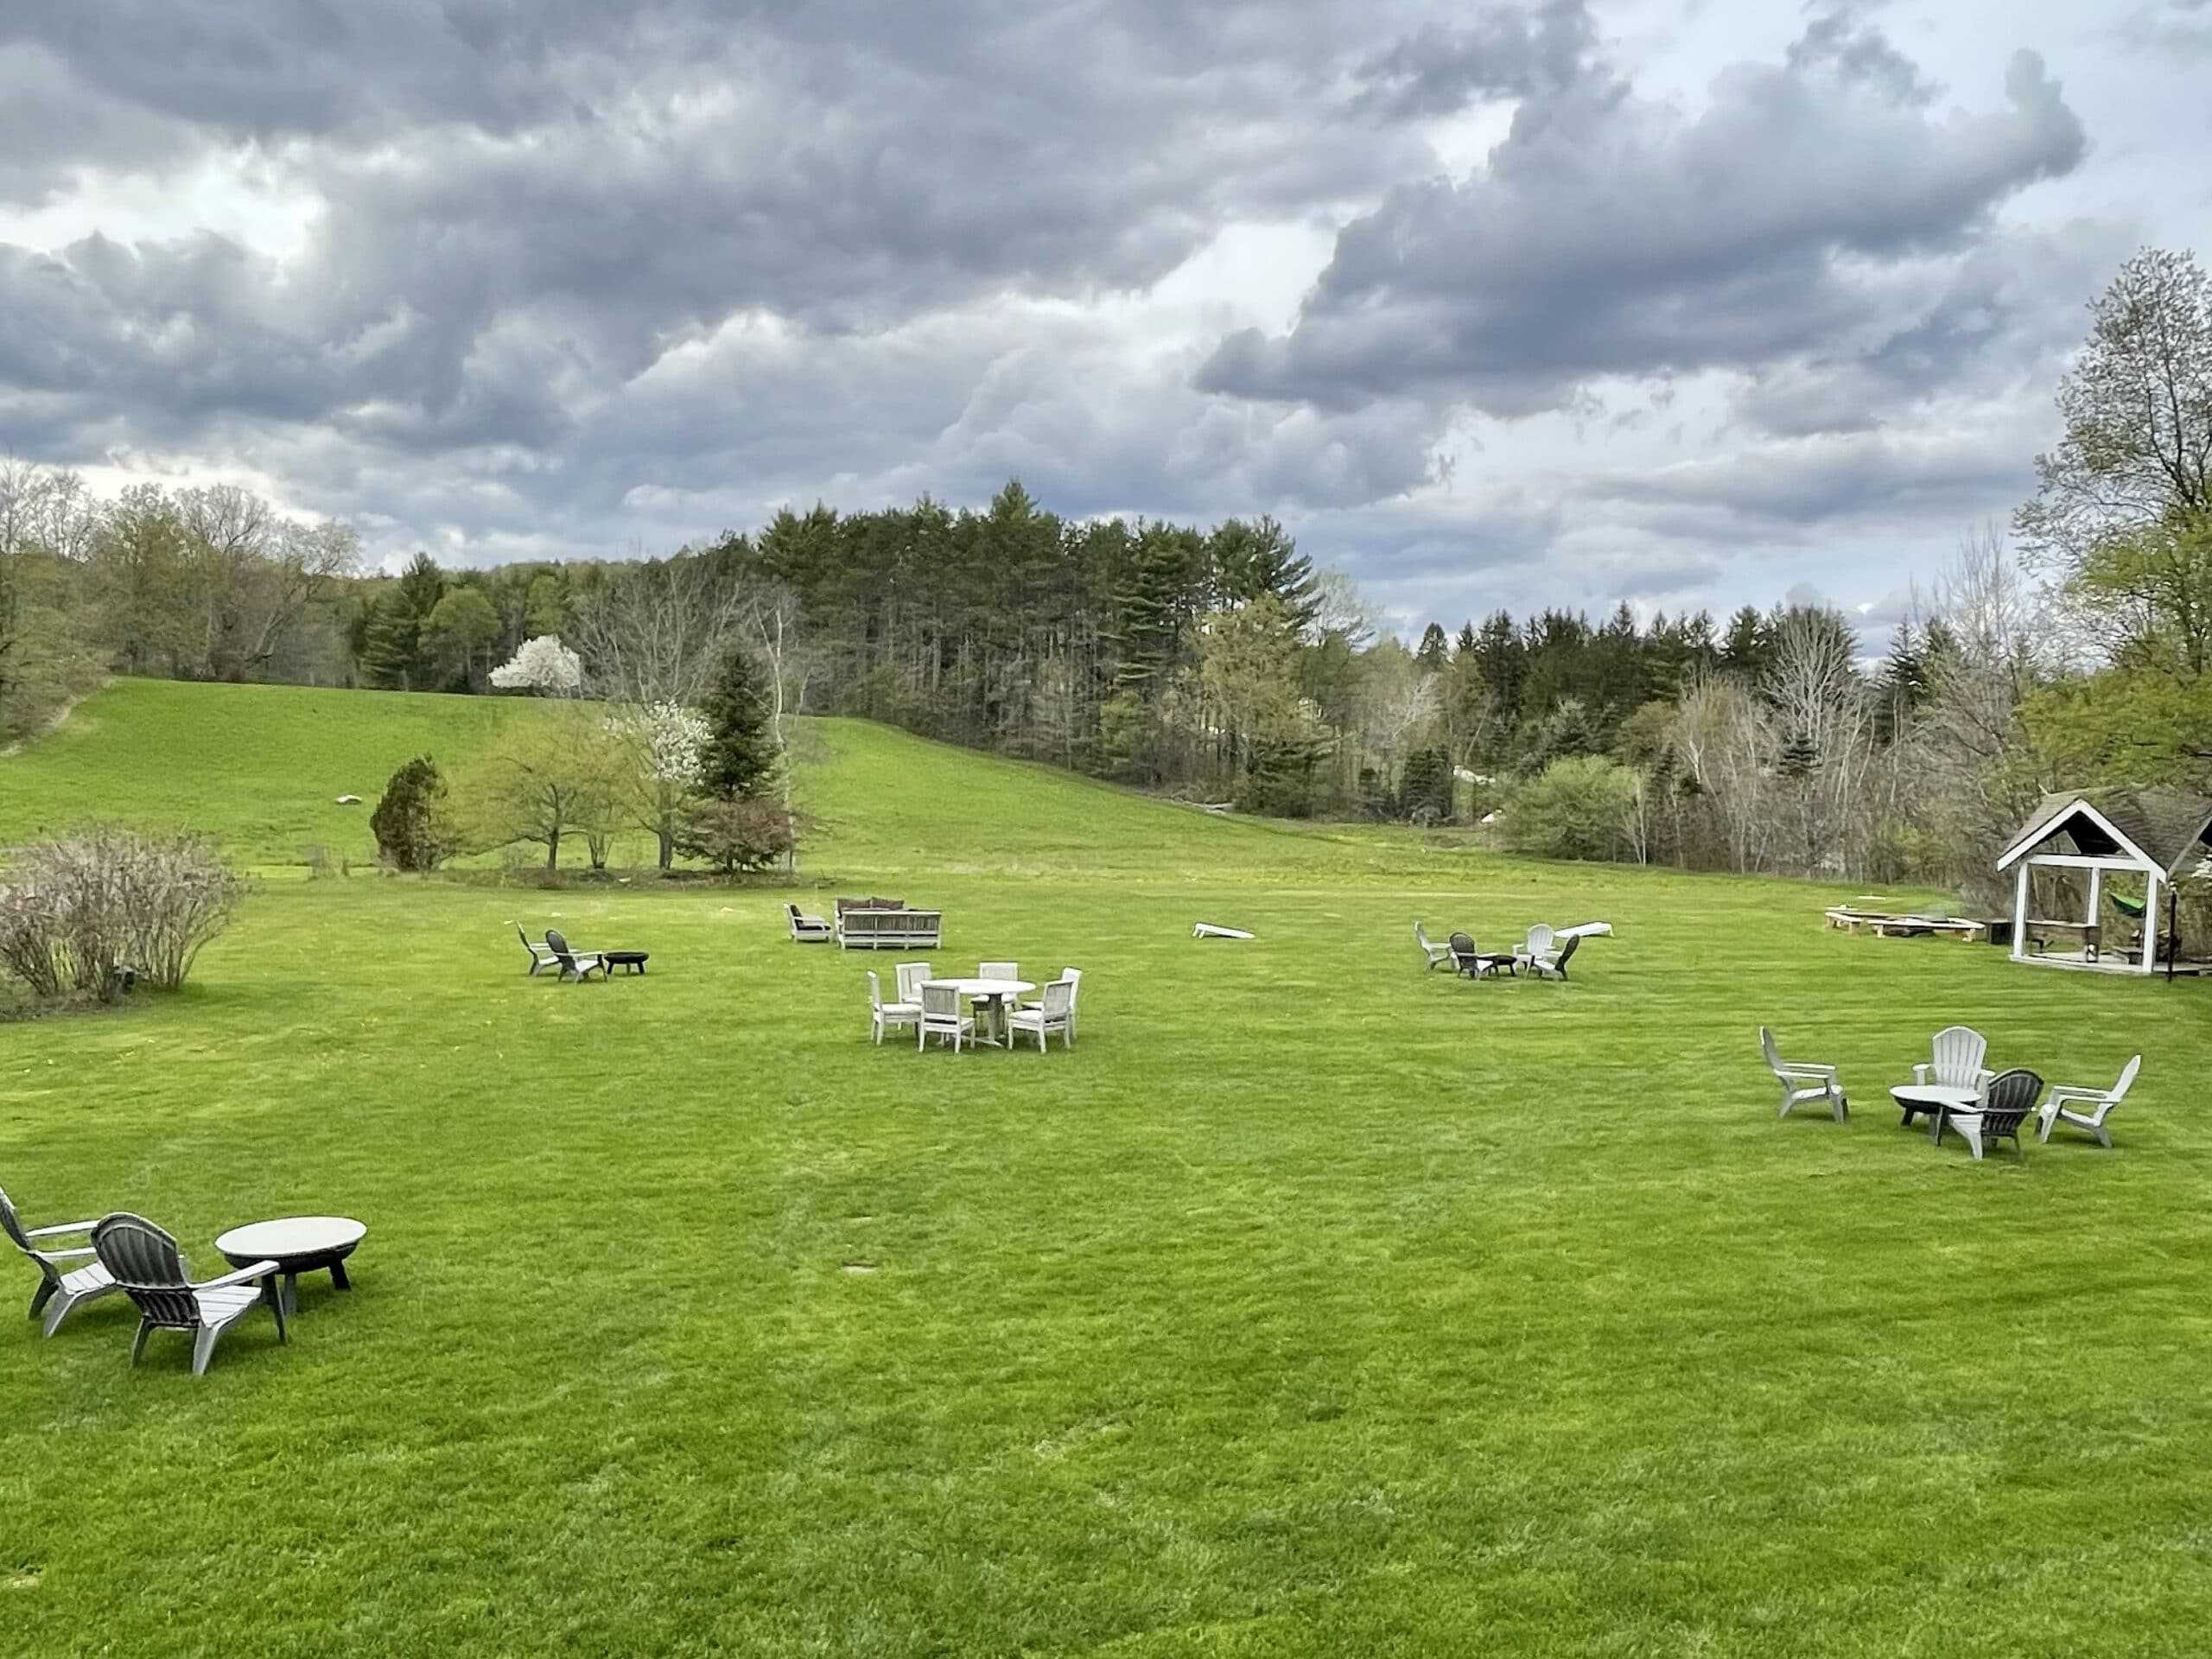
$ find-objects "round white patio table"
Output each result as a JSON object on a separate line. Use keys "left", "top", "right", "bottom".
{"left": 216, "top": 1216, "right": 366, "bottom": 1319}
{"left": 920, "top": 978, "right": 1034, "bottom": 1048}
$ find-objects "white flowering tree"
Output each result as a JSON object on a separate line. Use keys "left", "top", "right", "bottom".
{"left": 489, "top": 634, "right": 583, "bottom": 696}
{"left": 607, "top": 700, "right": 710, "bottom": 869}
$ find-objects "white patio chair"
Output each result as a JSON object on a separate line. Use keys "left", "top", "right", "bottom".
{"left": 1758, "top": 1027, "right": 1847, "bottom": 1122}
{"left": 979, "top": 961, "right": 1018, "bottom": 981}
{"left": 515, "top": 924, "right": 560, "bottom": 976}
{"left": 3, "top": 1185, "right": 123, "bottom": 1337}
{"left": 894, "top": 962, "right": 934, "bottom": 1004}
{"left": 2038, "top": 1054, "right": 2141, "bottom": 1148}
{"left": 1414, "top": 920, "right": 1452, "bottom": 971}
{"left": 1061, "top": 968, "right": 1082, "bottom": 1041}
{"left": 1516, "top": 925, "right": 1554, "bottom": 970}
{"left": 918, "top": 983, "right": 973, "bottom": 1052}
{"left": 1007, "top": 978, "right": 1076, "bottom": 1052}
{"left": 866, "top": 971, "right": 921, "bottom": 1046}
{"left": 91, "top": 1212, "right": 286, "bottom": 1376}
{"left": 1899, "top": 1024, "right": 1994, "bottom": 1129}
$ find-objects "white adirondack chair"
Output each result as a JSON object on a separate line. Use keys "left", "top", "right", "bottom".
{"left": 2038, "top": 1055, "right": 2141, "bottom": 1147}
{"left": 3, "top": 1186, "right": 122, "bottom": 1337}
{"left": 1913, "top": 1027, "right": 1993, "bottom": 1091}
{"left": 918, "top": 983, "right": 973, "bottom": 1052}
{"left": 1007, "top": 978, "right": 1076, "bottom": 1052}
{"left": 1758, "top": 1027, "right": 1847, "bottom": 1121}
{"left": 1414, "top": 921, "right": 1452, "bottom": 971}
{"left": 866, "top": 971, "right": 920, "bottom": 1046}
{"left": 1516, "top": 925, "right": 1555, "bottom": 970}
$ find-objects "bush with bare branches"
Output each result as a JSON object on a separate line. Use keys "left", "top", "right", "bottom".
{"left": 0, "top": 825, "right": 247, "bottom": 1002}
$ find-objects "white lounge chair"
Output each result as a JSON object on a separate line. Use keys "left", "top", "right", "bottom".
{"left": 1007, "top": 978, "right": 1076, "bottom": 1052}
{"left": 786, "top": 903, "right": 832, "bottom": 944}
{"left": 866, "top": 971, "right": 921, "bottom": 1046}
{"left": 3, "top": 1186, "right": 122, "bottom": 1337}
{"left": 1414, "top": 920, "right": 1452, "bottom": 971}
{"left": 516, "top": 924, "right": 560, "bottom": 976}
{"left": 1902, "top": 1024, "right": 1993, "bottom": 1127}
{"left": 2038, "top": 1055, "right": 2140, "bottom": 1147}
{"left": 918, "top": 983, "right": 973, "bottom": 1052}
{"left": 1758, "top": 1027, "right": 1847, "bottom": 1121}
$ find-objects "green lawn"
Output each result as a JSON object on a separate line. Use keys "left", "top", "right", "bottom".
{"left": 3, "top": 687, "right": 2209, "bottom": 1656}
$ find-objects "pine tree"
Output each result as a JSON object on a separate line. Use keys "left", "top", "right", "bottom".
{"left": 359, "top": 553, "right": 446, "bottom": 689}
{"left": 1416, "top": 622, "right": 1450, "bottom": 671}
{"left": 698, "top": 645, "right": 778, "bottom": 801}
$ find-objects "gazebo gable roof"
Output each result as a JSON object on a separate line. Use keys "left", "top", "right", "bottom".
{"left": 1998, "top": 787, "right": 2212, "bottom": 875}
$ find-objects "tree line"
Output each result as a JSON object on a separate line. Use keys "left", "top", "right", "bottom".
{"left": 3, "top": 249, "right": 2207, "bottom": 905}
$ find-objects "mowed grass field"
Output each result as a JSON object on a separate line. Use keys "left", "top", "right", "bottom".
{"left": 3, "top": 683, "right": 2210, "bottom": 1656}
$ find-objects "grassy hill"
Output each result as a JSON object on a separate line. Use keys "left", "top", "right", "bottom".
{"left": 1, "top": 678, "right": 1484, "bottom": 881}
{"left": 3, "top": 677, "right": 2208, "bottom": 1656}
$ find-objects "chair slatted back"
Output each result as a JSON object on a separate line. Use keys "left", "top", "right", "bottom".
{"left": 1414, "top": 920, "right": 1433, "bottom": 951}
{"left": 1758, "top": 1027, "right": 1785, "bottom": 1077}
{"left": 2106, "top": 1054, "right": 2143, "bottom": 1110}
{"left": 1039, "top": 979, "right": 1075, "bottom": 1017}
{"left": 517, "top": 923, "right": 537, "bottom": 953}
{"left": 92, "top": 1213, "right": 202, "bottom": 1329}
{"left": 1553, "top": 935, "right": 1580, "bottom": 974}
{"left": 980, "top": 962, "right": 1018, "bottom": 982}
{"left": 1977, "top": 1068, "right": 2044, "bottom": 1134}
{"left": 544, "top": 929, "right": 580, "bottom": 971}
{"left": 1, "top": 1187, "right": 60, "bottom": 1288}
{"left": 1524, "top": 925, "right": 1554, "bottom": 959}
{"left": 1929, "top": 1026, "right": 1987, "bottom": 1089}
{"left": 866, "top": 970, "right": 885, "bottom": 1011}
{"left": 921, "top": 983, "right": 960, "bottom": 1020}
{"left": 1061, "top": 968, "right": 1081, "bottom": 1007}
{"left": 896, "top": 963, "right": 933, "bottom": 1002}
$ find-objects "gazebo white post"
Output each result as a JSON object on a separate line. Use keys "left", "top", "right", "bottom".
{"left": 2087, "top": 866, "right": 2102, "bottom": 957}
{"left": 2141, "top": 870, "right": 2161, "bottom": 975}
{"left": 2012, "top": 861, "right": 2030, "bottom": 962}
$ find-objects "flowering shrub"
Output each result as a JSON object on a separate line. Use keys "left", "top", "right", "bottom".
{"left": 489, "top": 634, "right": 583, "bottom": 695}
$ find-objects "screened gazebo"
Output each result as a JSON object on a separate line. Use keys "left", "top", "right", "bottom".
{"left": 1995, "top": 787, "right": 2212, "bottom": 976}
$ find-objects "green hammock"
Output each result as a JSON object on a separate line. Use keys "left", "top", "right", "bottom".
{"left": 2110, "top": 894, "right": 2146, "bottom": 920}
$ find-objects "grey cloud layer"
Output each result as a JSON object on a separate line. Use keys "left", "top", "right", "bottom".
{"left": 0, "top": 0, "right": 2162, "bottom": 626}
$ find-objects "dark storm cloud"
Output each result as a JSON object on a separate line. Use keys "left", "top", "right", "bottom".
{"left": 1351, "top": 1, "right": 1595, "bottom": 118}
{"left": 1200, "top": 29, "right": 2086, "bottom": 414}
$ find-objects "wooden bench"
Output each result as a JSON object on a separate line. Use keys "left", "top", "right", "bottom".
{"left": 836, "top": 909, "right": 943, "bottom": 950}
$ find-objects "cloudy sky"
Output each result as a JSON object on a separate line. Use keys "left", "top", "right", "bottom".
{"left": 3, "top": 1, "right": 2208, "bottom": 635}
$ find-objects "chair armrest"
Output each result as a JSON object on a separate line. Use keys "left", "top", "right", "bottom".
{"left": 2044, "top": 1084, "right": 2106, "bottom": 1104}
{"left": 39, "top": 1246, "right": 99, "bottom": 1260}
{"left": 26, "top": 1219, "right": 100, "bottom": 1238}
{"left": 1779, "top": 1061, "right": 1837, "bottom": 1079}
{"left": 1912, "top": 1064, "right": 1930, "bottom": 1085}
{"left": 196, "top": 1259, "right": 280, "bottom": 1291}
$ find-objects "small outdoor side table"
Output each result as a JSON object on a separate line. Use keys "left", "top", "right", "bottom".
{"left": 604, "top": 951, "right": 650, "bottom": 976}
{"left": 216, "top": 1217, "right": 367, "bottom": 1319}
{"left": 1889, "top": 1084, "right": 1980, "bottom": 1144}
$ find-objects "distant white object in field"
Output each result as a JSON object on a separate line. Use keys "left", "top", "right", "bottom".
{"left": 334, "top": 794, "right": 361, "bottom": 804}
{"left": 1478, "top": 810, "right": 1500, "bottom": 826}
{"left": 1192, "top": 922, "right": 1255, "bottom": 939}
{"left": 1555, "top": 922, "right": 1614, "bottom": 940}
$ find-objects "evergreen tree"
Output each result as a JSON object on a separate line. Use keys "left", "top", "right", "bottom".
{"left": 1719, "top": 605, "right": 1770, "bottom": 680}
{"left": 1415, "top": 622, "right": 1450, "bottom": 671}
{"left": 359, "top": 553, "right": 446, "bottom": 689}
{"left": 697, "top": 645, "right": 778, "bottom": 801}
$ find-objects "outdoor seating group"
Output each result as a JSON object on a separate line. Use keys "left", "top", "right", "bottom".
{"left": 1424, "top": 919, "right": 1594, "bottom": 981}
{"left": 867, "top": 962, "right": 1082, "bottom": 1052}
{"left": 1758, "top": 1023, "right": 2143, "bottom": 1161}
{"left": 517, "top": 925, "right": 647, "bottom": 980}
{"left": 6, "top": 1190, "right": 365, "bottom": 1376}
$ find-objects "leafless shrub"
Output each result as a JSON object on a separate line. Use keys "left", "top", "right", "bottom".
{"left": 0, "top": 825, "right": 248, "bottom": 1000}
